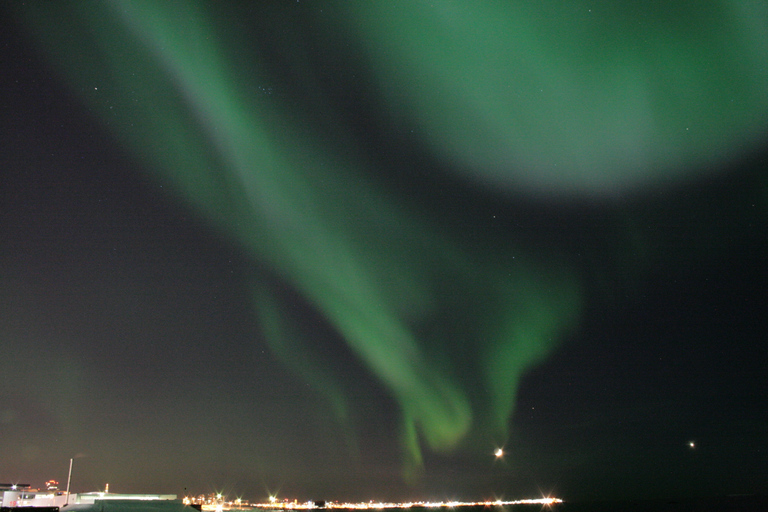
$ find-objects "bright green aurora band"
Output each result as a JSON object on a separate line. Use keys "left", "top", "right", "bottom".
{"left": 16, "top": 1, "right": 767, "bottom": 480}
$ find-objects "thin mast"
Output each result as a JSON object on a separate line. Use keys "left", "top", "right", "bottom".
{"left": 65, "top": 458, "right": 73, "bottom": 506}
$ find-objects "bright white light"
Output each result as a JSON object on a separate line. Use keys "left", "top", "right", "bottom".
{"left": 494, "top": 448, "right": 504, "bottom": 458}
{"left": 237, "top": 496, "right": 564, "bottom": 510}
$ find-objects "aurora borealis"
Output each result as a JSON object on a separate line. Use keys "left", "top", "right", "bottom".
{"left": 2, "top": 0, "right": 767, "bottom": 503}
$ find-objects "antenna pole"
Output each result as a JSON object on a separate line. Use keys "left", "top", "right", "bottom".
{"left": 65, "top": 458, "right": 73, "bottom": 506}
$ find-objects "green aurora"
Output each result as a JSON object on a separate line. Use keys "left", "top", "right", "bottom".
{"left": 14, "top": 0, "right": 767, "bottom": 481}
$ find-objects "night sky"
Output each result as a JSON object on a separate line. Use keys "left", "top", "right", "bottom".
{"left": 2, "top": 1, "right": 767, "bottom": 504}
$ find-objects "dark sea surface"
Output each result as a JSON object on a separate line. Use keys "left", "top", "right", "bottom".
{"left": 487, "top": 495, "right": 768, "bottom": 512}
{"left": 354, "top": 498, "right": 768, "bottom": 512}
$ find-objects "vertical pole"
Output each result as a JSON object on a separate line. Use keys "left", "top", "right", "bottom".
{"left": 65, "top": 458, "right": 73, "bottom": 506}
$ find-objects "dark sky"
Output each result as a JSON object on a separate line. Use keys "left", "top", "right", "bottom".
{"left": 2, "top": 1, "right": 767, "bottom": 504}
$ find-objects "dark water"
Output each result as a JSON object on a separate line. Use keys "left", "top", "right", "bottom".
{"left": 373, "top": 497, "right": 768, "bottom": 512}
{"left": 545, "top": 495, "right": 768, "bottom": 511}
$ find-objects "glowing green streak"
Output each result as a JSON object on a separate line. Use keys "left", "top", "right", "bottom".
{"left": 336, "top": 1, "right": 768, "bottom": 196}
{"left": 17, "top": 2, "right": 490, "bottom": 471}
{"left": 96, "top": 2, "right": 482, "bottom": 459}
{"left": 17, "top": 0, "right": 764, "bottom": 478}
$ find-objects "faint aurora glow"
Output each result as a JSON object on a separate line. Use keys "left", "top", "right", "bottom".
{"left": 13, "top": 0, "right": 767, "bottom": 481}
{"left": 337, "top": 1, "right": 768, "bottom": 196}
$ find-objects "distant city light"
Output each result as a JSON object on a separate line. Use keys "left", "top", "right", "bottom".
{"left": 245, "top": 498, "right": 563, "bottom": 510}
{"left": 179, "top": 487, "right": 563, "bottom": 511}
{"left": 180, "top": 493, "right": 564, "bottom": 511}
